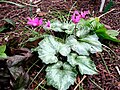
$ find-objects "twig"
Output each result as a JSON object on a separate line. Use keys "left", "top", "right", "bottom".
{"left": 98, "top": 8, "right": 115, "bottom": 18}
{"left": 17, "top": 0, "right": 37, "bottom": 7}
{"left": 26, "top": 59, "right": 39, "bottom": 73}
{"left": 28, "top": 65, "right": 46, "bottom": 87}
{"left": 89, "top": 78, "right": 104, "bottom": 90}
{"left": 115, "top": 66, "right": 120, "bottom": 75}
{"left": 99, "top": 52, "right": 110, "bottom": 74}
{"left": 115, "top": 2, "right": 120, "bottom": 4}
{"left": 34, "top": 79, "right": 46, "bottom": 90}
{"left": 102, "top": 44, "right": 117, "bottom": 58}
{"left": 113, "top": 12, "right": 120, "bottom": 15}
{"left": 74, "top": 75, "right": 86, "bottom": 90}
{"left": 10, "top": 9, "right": 26, "bottom": 18}
{"left": 33, "top": 0, "right": 42, "bottom": 4}
{"left": 103, "top": 48, "right": 112, "bottom": 61}
{"left": 30, "top": 77, "right": 47, "bottom": 90}
{"left": 99, "top": 0, "right": 105, "bottom": 12}
{"left": 67, "top": 0, "right": 78, "bottom": 21}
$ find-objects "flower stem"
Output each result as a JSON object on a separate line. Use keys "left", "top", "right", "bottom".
{"left": 74, "top": 25, "right": 77, "bottom": 36}
{"left": 29, "top": 0, "right": 33, "bottom": 17}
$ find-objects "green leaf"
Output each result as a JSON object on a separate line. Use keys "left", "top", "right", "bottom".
{"left": 76, "top": 26, "right": 91, "bottom": 38}
{"left": 46, "top": 61, "right": 77, "bottom": 90}
{"left": 0, "top": 1, "right": 25, "bottom": 8}
{"left": 3, "top": 18, "right": 16, "bottom": 27}
{"left": 96, "top": 29, "right": 120, "bottom": 42}
{"left": 37, "top": 36, "right": 59, "bottom": 64}
{"left": 61, "top": 22, "right": 75, "bottom": 34}
{"left": 0, "top": 45, "right": 7, "bottom": 59}
{"left": 59, "top": 44, "right": 71, "bottom": 56}
{"left": 37, "top": 35, "right": 70, "bottom": 64}
{"left": 0, "top": 45, "right": 6, "bottom": 53}
{"left": 80, "top": 34, "right": 102, "bottom": 53}
{"left": 0, "top": 26, "right": 7, "bottom": 32}
{"left": 66, "top": 34, "right": 102, "bottom": 55}
{"left": 89, "top": 17, "right": 105, "bottom": 30}
{"left": 66, "top": 35, "right": 89, "bottom": 55}
{"left": 106, "top": 30, "right": 119, "bottom": 37}
{"left": 67, "top": 53, "right": 98, "bottom": 75}
{"left": 77, "top": 19, "right": 90, "bottom": 26}
{"left": 104, "top": 0, "right": 114, "bottom": 13}
{"left": 28, "top": 37, "right": 40, "bottom": 42}
{"left": 89, "top": 18, "right": 120, "bottom": 42}
{"left": 0, "top": 53, "right": 7, "bottom": 59}
{"left": 50, "top": 20, "right": 63, "bottom": 32}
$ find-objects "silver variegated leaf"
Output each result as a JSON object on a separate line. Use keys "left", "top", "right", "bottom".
{"left": 66, "top": 34, "right": 102, "bottom": 55}
{"left": 80, "top": 34, "right": 102, "bottom": 53}
{"left": 38, "top": 35, "right": 71, "bottom": 64}
{"left": 46, "top": 61, "right": 77, "bottom": 90}
{"left": 67, "top": 53, "right": 98, "bottom": 75}
{"left": 38, "top": 35, "right": 60, "bottom": 64}
{"left": 66, "top": 35, "right": 89, "bottom": 55}
{"left": 50, "top": 20, "right": 63, "bottom": 32}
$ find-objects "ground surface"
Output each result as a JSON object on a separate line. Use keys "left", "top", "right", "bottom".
{"left": 0, "top": 0, "right": 120, "bottom": 90}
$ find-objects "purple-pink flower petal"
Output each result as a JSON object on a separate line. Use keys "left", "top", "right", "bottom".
{"left": 71, "top": 11, "right": 81, "bottom": 24}
{"left": 27, "top": 17, "right": 32, "bottom": 21}
{"left": 44, "top": 20, "right": 51, "bottom": 29}
{"left": 39, "top": 18, "right": 43, "bottom": 26}
{"left": 80, "top": 10, "right": 90, "bottom": 18}
{"left": 46, "top": 20, "right": 50, "bottom": 28}
{"left": 27, "top": 17, "right": 43, "bottom": 27}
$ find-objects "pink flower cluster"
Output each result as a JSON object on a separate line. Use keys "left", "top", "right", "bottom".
{"left": 27, "top": 17, "right": 50, "bottom": 28}
{"left": 71, "top": 10, "right": 89, "bottom": 24}
{"left": 27, "top": 17, "right": 43, "bottom": 27}
{"left": 27, "top": 10, "right": 89, "bottom": 27}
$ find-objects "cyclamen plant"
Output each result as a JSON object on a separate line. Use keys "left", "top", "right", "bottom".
{"left": 29, "top": 10, "right": 119, "bottom": 90}
{"left": 33, "top": 11, "right": 98, "bottom": 90}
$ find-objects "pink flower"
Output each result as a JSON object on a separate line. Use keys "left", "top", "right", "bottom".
{"left": 27, "top": 17, "right": 43, "bottom": 27}
{"left": 80, "top": 10, "right": 90, "bottom": 18}
{"left": 45, "top": 20, "right": 50, "bottom": 28}
{"left": 71, "top": 11, "right": 81, "bottom": 24}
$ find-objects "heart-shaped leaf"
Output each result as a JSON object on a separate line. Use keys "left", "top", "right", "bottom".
{"left": 67, "top": 36, "right": 89, "bottom": 55}
{"left": 89, "top": 18, "right": 120, "bottom": 42}
{"left": 46, "top": 61, "right": 77, "bottom": 90}
{"left": 67, "top": 53, "right": 98, "bottom": 75}
{"left": 80, "top": 34, "right": 102, "bottom": 53}
{"left": 66, "top": 34, "right": 102, "bottom": 55}
{"left": 37, "top": 35, "right": 70, "bottom": 64}
{"left": 37, "top": 36, "right": 59, "bottom": 64}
